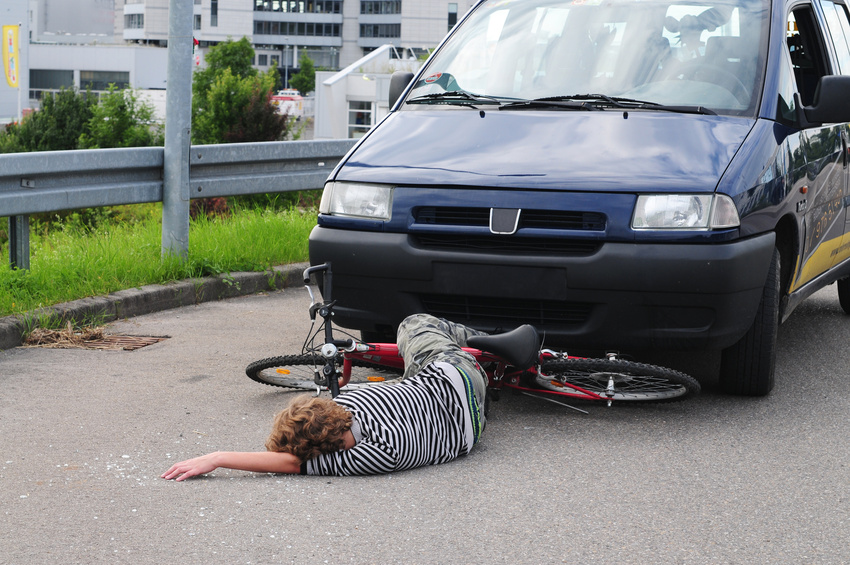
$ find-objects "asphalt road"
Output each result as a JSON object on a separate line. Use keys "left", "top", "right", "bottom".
{"left": 1, "top": 283, "right": 849, "bottom": 564}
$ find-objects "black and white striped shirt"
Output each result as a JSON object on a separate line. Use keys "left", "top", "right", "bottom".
{"left": 305, "top": 362, "right": 479, "bottom": 476}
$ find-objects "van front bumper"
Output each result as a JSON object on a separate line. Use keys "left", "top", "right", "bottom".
{"left": 308, "top": 226, "right": 776, "bottom": 351}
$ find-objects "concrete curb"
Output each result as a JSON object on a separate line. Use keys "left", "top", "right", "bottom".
{"left": 0, "top": 262, "right": 309, "bottom": 351}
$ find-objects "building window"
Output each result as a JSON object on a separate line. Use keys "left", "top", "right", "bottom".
{"left": 448, "top": 3, "right": 458, "bottom": 31}
{"left": 80, "top": 71, "right": 130, "bottom": 91}
{"left": 211, "top": 0, "right": 218, "bottom": 26}
{"left": 254, "top": 21, "right": 341, "bottom": 37}
{"left": 258, "top": 54, "right": 268, "bottom": 66}
{"left": 270, "top": 55, "right": 280, "bottom": 67}
{"left": 360, "top": 23, "right": 401, "bottom": 38}
{"left": 125, "top": 13, "right": 144, "bottom": 29}
{"left": 30, "top": 69, "right": 74, "bottom": 89}
{"left": 348, "top": 100, "right": 373, "bottom": 138}
{"left": 194, "top": 14, "right": 201, "bottom": 30}
{"left": 254, "top": 0, "right": 341, "bottom": 13}
{"left": 361, "top": 1, "right": 401, "bottom": 14}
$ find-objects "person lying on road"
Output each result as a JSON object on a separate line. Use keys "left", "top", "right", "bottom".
{"left": 161, "top": 314, "right": 487, "bottom": 480}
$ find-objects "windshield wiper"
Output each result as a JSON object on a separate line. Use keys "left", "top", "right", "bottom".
{"left": 500, "top": 94, "right": 717, "bottom": 115}
{"left": 498, "top": 96, "right": 599, "bottom": 111}
{"left": 407, "top": 90, "right": 504, "bottom": 107}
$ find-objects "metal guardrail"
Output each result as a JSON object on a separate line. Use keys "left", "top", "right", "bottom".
{"left": 0, "top": 139, "right": 356, "bottom": 269}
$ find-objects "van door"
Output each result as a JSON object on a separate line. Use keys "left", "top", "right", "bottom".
{"left": 787, "top": 4, "right": 848, "bottom": 289}
{"left": 818, "top": 0, "right": 850, "bottom": 260}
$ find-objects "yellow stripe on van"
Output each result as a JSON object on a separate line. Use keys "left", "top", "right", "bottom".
{"left": 790, "top": 234, "right": 848, "bottom": 292}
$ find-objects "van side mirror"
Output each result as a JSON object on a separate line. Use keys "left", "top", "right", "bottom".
{"left": 389, "top": 71, "right": 414, "bottom": 108}
{"left": 801, "top": 75, "right": 850, "bottom": 126}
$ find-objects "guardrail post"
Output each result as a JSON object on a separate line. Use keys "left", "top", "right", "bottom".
{"left": 8, "top": 215, "right": 30, "bottom": 270}
{"left": 161, "top": 0, "right": 193, "bottom": 260}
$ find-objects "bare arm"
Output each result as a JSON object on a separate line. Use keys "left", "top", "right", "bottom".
{"left": 161, "top": 451, "right": 302, "bottom": 482}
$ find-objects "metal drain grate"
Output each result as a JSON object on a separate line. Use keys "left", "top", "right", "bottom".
{"left": 23, "top": 329, "right": 169, "bottom": 350}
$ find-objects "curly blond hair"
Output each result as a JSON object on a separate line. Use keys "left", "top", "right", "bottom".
{"left": 265, "top": 394, "right": 352, "bottom": 461}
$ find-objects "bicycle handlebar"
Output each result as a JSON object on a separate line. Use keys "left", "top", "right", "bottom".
{"left": 303, "top": 262, "right": 332, "bottom": 303}
{"left": 303, "top": 262, "right": 330, "bottom": 285}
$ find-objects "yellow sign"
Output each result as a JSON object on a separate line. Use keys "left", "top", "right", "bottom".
{"left": 3, "top": 25, "right": 19, "bottom": 88}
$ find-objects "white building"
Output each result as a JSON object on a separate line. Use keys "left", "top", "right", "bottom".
{"left": 28, "top": 43, "right": 168, "bottom": 98}
{"left": 123, "top": 0, "right": 474, "bottom": 75}
{"left": 29, "top": 0, "right": 120, "bottom": 44}
{"left": 314, "top": 44, "right": 421, "bottom": 140}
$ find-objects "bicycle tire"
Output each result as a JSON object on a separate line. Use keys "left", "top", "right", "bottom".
{"left": 535, "top": 358, "right": 700, "bottom": 401}
{"left": 245, "top": 354, "right": 404, "bottom": 391}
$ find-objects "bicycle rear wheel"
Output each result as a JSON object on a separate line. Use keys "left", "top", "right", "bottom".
{"left": 245, "top": 354, "right": 403, "bottom": 391}
{"left": 535, "top": 358, "right": 700, "bottom": 401}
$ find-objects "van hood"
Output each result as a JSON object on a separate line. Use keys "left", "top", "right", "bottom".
{"left": 337, "top": 109, "right": 755, "bottom": 192}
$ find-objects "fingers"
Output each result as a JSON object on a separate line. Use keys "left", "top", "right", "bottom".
{"left": 174, "top": 468, "right": 195, "bottom": 482}
{"left": 161, "top": 453, "right": 220, "bottom": 481}
{"left": 161, "top": 461, "right": 194, "bottom": 481}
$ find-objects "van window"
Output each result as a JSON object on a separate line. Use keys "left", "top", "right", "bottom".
{"left": 777, "top": 48, "right": 798, "bottom": 123}
{"left": 787, "top": 6, "right": 832, "bottom": 105}
{"left": 407, "top": 0, "right": 769, "bottom": 116}
{"left": 819, "top": 0, "right": 850, "bottom": 73}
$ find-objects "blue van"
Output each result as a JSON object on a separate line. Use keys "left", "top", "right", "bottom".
{"left": 309, "top": 0, "right": 850, "bottom": 395}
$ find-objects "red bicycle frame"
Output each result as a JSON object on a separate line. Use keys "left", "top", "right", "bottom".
{"left": 339, "top": 342, "right": 606, "bottom": 403}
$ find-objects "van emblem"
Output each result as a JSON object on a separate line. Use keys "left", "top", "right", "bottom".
{"left": 490, "top": 208, "right": 521, "bottom": 235}
{"left": 424, "top": 73, "right": 442, "bottom": 84}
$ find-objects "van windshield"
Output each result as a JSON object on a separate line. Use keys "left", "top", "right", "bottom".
{"left": 407, "top": 0, "right": 769, "bottom": 116}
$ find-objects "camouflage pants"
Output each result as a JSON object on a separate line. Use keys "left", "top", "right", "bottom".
{"left": 396, "top": 314, "right": 488, "bottom": 421}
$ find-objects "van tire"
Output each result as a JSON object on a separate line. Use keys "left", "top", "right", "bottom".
{"left": 838, "top": 278, "right": 850, "bottom": 314}
{"left": 719, "top": 247, "right": 780, "bottom": 396}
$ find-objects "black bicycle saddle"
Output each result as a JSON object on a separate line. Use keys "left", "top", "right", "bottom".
{"left": 467, "top": 325, "right": 541, "bottom": 370}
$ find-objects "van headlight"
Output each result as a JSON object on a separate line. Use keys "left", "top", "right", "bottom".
{"left": 632, "top": 194, "right": 740, "bottom": 230}
{"left": 319, "top": 182, "right": 393, "bottom": 220}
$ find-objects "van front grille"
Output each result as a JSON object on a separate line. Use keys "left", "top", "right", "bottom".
{"left": 415, "top": 207, "right": 490, "bottom": 227}
{"left": 420, "top": 294, "right": 593, "bottom": 327}
{"left": 414, "top": 207, "right": 606, "bottom": 231}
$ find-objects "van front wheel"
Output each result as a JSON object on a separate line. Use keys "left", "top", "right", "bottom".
{"left": 838, "top": 278, "right": 850, "bottom": 314}
{"left": 719, "top": 247, "right": 780, "bottom": 396}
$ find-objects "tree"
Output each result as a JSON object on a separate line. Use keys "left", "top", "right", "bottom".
{"left": 192, "top": 36, "right": 257, "bottom": 102}
{"left": 288, "top": 54, "right": 316, "bottom": 96}
{"left": 78, "top": 86, "right": 163, "bottom": 149}
{"left": 192, "top": 66, "right": 288, "bottom": 145}
{"left": 191, "top": 37, "right": 290, "bottom": 144}
{"left": 0, "top": 88, "right": 96, "bottom": 153}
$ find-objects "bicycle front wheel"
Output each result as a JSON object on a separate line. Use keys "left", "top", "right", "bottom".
{"left": 245, "top": 354, "right": 403, "bottom": 391}
{"left": 536, "top": 358, "right": 700, "bottom": 401}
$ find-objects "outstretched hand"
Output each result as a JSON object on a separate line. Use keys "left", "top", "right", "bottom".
{"left": 161, "top": 453, "right": 220, "bottom": 482}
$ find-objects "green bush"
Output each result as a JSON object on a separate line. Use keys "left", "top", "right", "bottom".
{"left": 79, "top": 86, "right": 163, "bottom": 149}
{"left": 0, "top": 88, "right": 96, "bottom": 153}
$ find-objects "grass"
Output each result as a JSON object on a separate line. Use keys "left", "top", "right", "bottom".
{"left": 0, "top": 203, "right": 316, "bottom": 318}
